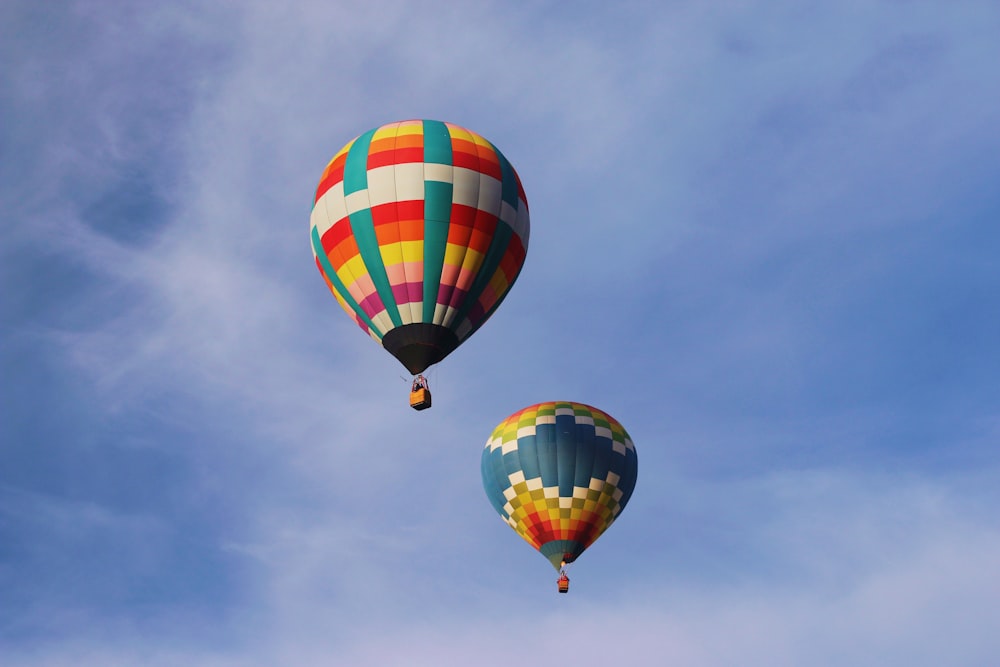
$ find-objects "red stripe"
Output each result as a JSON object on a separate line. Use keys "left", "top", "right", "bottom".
{"left": 393, "top": 146, "right": 423, "bottom": 164}
{"left": 315, "top": 165, "right": 344, "bottom": 202}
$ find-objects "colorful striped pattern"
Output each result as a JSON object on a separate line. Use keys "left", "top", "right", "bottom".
{"left": 310, "top": 120, "right": 529, "bottom": 354}
{"left": 481, "top": 402, "right": 638, "bottom": 571}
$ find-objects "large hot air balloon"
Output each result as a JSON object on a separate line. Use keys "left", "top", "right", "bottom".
{"left": 481, "top": 401, "right": 638, "bottom": 592}
{"left": 310, "top": 120, "right": 529, "bottom": 408}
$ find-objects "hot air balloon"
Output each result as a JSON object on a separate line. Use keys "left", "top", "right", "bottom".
{"left": 310, "top": 120, "right": 530, "bottom": 409}
{"left": 481, "top": 401, "right": 638, "bottom": 593}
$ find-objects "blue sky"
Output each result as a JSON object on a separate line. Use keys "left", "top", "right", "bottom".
{"left": 3, "top": 1, "right": 999, "bottom": 664}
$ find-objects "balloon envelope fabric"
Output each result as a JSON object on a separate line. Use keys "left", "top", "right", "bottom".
{"left": 481, "top": 402, "right": 638, "bottom": 570}
{"left": 310, "top": 119, "right": 530, "bottom": 375}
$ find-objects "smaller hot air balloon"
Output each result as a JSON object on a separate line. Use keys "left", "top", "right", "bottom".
{"left": 481, "top": 401, "right": 638, "bottom": 593}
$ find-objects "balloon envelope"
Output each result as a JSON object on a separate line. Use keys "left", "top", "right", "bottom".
{"left": 481, "top": 401, "right": 638, "bottom": 570}
{"left": 310, "top": 119, "right": 530, "bottom": 374}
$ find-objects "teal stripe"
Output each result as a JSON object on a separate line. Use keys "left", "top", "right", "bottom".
{"left": 421, "top": 121, "right": 453, "bottom": 323}
{"left": 422, "top": 181, "right": 452, "bottom": 322}
{"left": 341, "top": 128, "right": 403, "bottom": 329}
{"left": 348, "top": 206, "right": 403, "bottom": 328}
{"left": 342, "top": 130, "right": 375, "bottom": 194}
{"left": 497, "top": 148, "right": 518, "bottom": 208}
{"left": 422, "top": 120, "right": 452, "bottom": 164}
{"left": 311, "top": 227, "right": 383, "bottom": 338}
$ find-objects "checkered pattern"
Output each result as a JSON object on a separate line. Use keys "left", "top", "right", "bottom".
{"left": 310, "top": 119, "right": 529, "bottom": 346}
{"left": 481, "top": 402, "right": 638, "bottom": 570}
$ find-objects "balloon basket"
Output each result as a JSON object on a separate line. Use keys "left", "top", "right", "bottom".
{"left": 409, "top": 387, "right": 432, "bottom": 411}
{"left": 557, "top": 574, "right": 570, "bottom": 594}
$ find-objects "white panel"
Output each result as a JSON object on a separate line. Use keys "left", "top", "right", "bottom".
{"left": 535, "top": 415, "right": 556, "bottom": 425}
{"left": 514, "top": 203, "right": 530, "bottom": 243}
{"left": 451, "top": 167, "right": 481, "bottom": 208}
{"left": 607, "top": 472, "right": 620, "bottom": 486}
{"left": 394, "top": 163, "right": 425, "bottom": 200}
{"left": 595, "top": 426, "right": 612, "bottom": 440}
{"left": 516, "top": 425, "right": 537, "bottom": 439}
{"left": 558, "top": 497, "right": 572, "bottom": 509}
{"left": 612, "top": 441, "right": 626, "bottom": 455}
{"left": 543, "top": 486, "right": 559, "bottom": 499}
{"left": 499, "top": 200, "right": 517, "bottom": 227}
{"left": 508, "top": 470, "right": 526, "bottom": 486}
{"left": 574, "top": 414, "right": 595, "bottom": 426}
{"left": 372, "top": 311, "right": 394, "bottom": 334}
{"left": 423, "top": 162, "right": 453, "bottom": 183}
{"left": 502, "top": 486, "right": 517, "bottom": 501}
{"left": 572, "top": 486, "right": 589, "bottom": 499}
{"left": 501, "top": 439, "right": 519, "bottom": 455}
{"left": 407, "top": 300, "right": 422, "bottom": 325}
{"left": 525, "top": 477, "right": 543, "bottom": 491}
{"left": 454, "top": 319, "right": 472, "bottom": 340}
{"left": 310, "top": 205, "right": 331, "bottom": 241}
{"left": 366, "top": 165, "right": 397, "bottom": 207}
{"left": 437, "top": 304, "right": 459, "bottom": 329}
{"left": 344, "top": 189, "right": 370, "bottom": 215}
{"left": 314, "top": 182, "right": 347, "bottom": 234}
{"left": 555, "top": 407, "right": 575, "bottom": 416}
{"left": 476, "top": 172, "right": 502, "bottom": 215}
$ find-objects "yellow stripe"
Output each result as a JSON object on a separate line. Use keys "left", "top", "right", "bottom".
{"left": 400, "top": 240, "right": 423, "bottom": 263}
